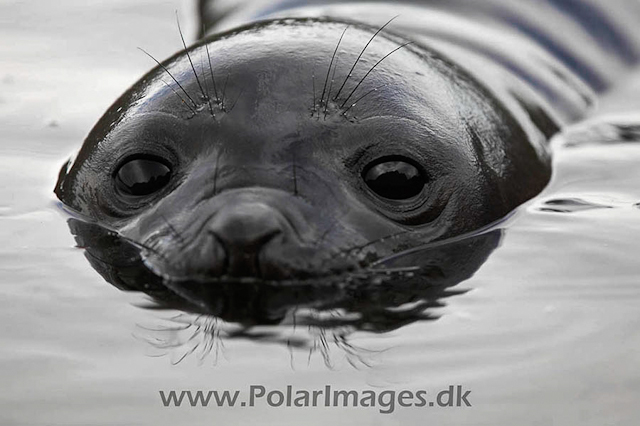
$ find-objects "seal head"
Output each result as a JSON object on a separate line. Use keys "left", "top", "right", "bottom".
{"left": 56, "top": 19, "right": 550, "bottom": 289}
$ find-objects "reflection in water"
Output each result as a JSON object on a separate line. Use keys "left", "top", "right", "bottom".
{"left": 133, "top": 313, "right": 380, "bottom": 368}
{"left": 537, "top": 197, "right": 614, "bottom": 213}
{"left": 66, "top": 216, "right": 501, "bottom": 363}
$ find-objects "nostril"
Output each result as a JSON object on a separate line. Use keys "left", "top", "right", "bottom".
{"left": 207, "top": 202, "right": 284, "bottom": 254}
{"left": 207, "top": 202, "right": 288, "bottom": 278}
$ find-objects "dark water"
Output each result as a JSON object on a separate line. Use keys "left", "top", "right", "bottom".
{"left": 2, "top": 1, "right": 640, "bottom": 425}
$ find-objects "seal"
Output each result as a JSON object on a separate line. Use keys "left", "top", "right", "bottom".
{"left": 55, "top": 0, "right": 640, "bottom": 322}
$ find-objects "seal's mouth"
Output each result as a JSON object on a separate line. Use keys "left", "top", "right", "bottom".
{"left": 135, "top": 237, "right": 428, "bottom": 319}
{"left": 154, "top": 265, "right": 423, "bottom": 309}
{"left": 137, "top": 237, "right": 423, "bottom": 287}
{"left": 65, "top": 207, "right": 502, "bottom": 330}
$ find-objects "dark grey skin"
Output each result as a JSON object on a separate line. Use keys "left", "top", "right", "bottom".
{"left": 55, "top": 1, "right": 640, "bottom": 322}
{"left": 56, "top": 20, "right": 548, "bottom": 279}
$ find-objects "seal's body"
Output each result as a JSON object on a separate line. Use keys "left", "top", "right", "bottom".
{"left": 201, "top": 0, "right": 640, "bottom": 118}
{"left": 56, "top": 1, "right": 640, "bottom": 305}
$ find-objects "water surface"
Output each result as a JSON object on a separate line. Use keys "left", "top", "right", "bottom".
{"left": 2, "top": 1, "right": 640, "bottom": 425}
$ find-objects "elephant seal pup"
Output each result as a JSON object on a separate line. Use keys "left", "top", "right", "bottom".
{"left": 55, "top": 16, "right": 555, "bottom": 290}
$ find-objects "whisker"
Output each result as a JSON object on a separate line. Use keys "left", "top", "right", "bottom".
{"left": 199, "top": 50, "right": 215, "bottom": 118}
{"left": 171, "top": 342, "right": 200, "bottom": 365}
{"left": 320, "top": 25, "right": 349, "bottom": 118}
{"left": 159, "top": 214, "right": 186, "bottom": 248}
{"left": 221, "top": 73, "right": 230, "bottom": 111}
{"left": 135, "top": 323, "right": 191, "bottom": 332}
{"left": 351, "top": 229, "right": 412, "bottom": 255}
{"left": 138, "top": 47, "right": 198, "bottom": 108}
{"left": 332, "top": 16, "right": 398, "bottom": 103}
{"left": 323, "top": 229, "right": 412, "bottom": 266}
{"left": 204, "top": 25, "right": 220, "bottom": 104}
{"left": 324, "top": 55, "right": 340, "bottom": 119}
{"left": 110, "top": 231, "right": 187, "bottom": 281}
{"left": 340, "top": 42, "right": 412, "bottom": 109}
{"left": 341, "top": 84, "right": 387, "bottom": 117}
{"left": 160, "top": 79, "right": 196, "bottom": 115}
{"left": 176, "top": 12, "right": 207, "bottom": 101}
{"left": 228, "top": 87, "right": 244, "bottom": 112}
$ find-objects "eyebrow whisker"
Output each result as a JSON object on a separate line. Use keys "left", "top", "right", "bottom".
{"left": 324, "top": 55, "right": 341, "bottom": 119}
{"left": 204, "top": 25, "right": 221, "bottom": 104}
{"left": 228, "top": 87, "right": 245, "bottom": 112}
{"left": 176, "top": 12, "right": 208, "bottom": 102}
{"left": 160, "top": 79, "right": 197, "bottom": 115}
{"left": 138, "top": 47, "right": 198, "bottom": 109}
{"left": 199, "top": 49, "right": 215, "bottom": 118}
{"left": 320, "top": 25, "right": 349, "bottom": 118}
{"left": 340, "top": 42, "right": 412, "bottom": 110}
{"left": 341, "top": 84, "right": 387, "bottom": 117}
{"left": 220, "top": 73, "right": 230, "bottom": 111}
{"left": 332, "top": 16, "right": 398, "bottom": 103}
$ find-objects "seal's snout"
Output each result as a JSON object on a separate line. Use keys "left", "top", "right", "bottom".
{"left": 208, "top": 202, "right": 286, "bottom": 278}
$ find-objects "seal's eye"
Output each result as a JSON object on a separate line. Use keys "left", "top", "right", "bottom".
{"left": 363, "top": 158, "right": 426, "bottom": 200}
{"left": 114, "top": 157, "right": 171, "bottom": 197}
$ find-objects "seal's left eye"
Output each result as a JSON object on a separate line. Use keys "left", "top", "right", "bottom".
{"left": 115, "top": 158, "right": 171, "bottom": 196}
{"left": 363, "top": 158, "right": 426, "bottom": 200}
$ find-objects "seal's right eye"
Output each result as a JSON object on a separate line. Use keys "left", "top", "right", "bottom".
{"left": 362, "top": 157, "right": 427, "bottom": 200}
{"left": 114, "top": 157, "right": 171, "bottom": 197}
